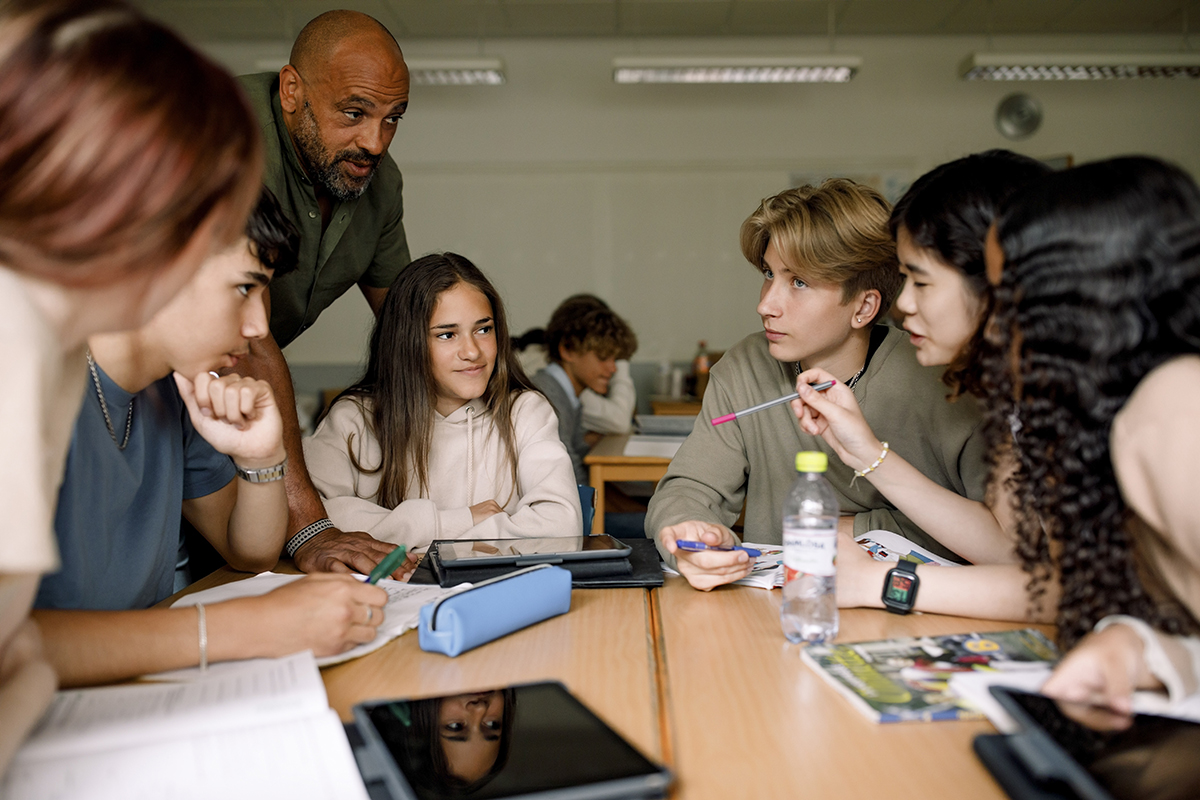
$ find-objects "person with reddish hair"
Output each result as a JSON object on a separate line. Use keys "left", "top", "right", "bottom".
{"left": 0, "top": 0, "right": 262, "bottom": 773}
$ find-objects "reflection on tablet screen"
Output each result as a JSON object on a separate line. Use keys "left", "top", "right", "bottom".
{"left": 364, "top": 682, "right": 666, "bottom": 799}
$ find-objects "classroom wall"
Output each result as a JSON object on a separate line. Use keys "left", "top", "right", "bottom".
{"left": 203, "top": 33, "right": 1200, "bottom": 370}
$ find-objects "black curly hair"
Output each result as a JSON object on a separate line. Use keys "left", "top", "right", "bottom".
{"left": 982, "top": 156, "right": 1200, "bottom": 647}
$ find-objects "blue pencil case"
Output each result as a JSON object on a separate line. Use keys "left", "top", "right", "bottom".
{"left": 418, "top": 564, "right": 572, "bottom": 657}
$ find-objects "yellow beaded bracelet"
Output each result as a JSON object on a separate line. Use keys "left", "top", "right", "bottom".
{"left": 854, "top": 442, "right": 890, "bottom": 478}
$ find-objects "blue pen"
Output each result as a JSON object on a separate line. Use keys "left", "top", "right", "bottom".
{"left": 675, "top": 540, "right": 762, "bottom": 558}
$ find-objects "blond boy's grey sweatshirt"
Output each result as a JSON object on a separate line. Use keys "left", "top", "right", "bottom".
{"left": 647, "top": 327, "right": 988, "bottom": 564}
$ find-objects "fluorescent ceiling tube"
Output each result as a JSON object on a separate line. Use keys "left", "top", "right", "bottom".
{"left": 613, "top": 56, "right": 861, "bottom": 84}
{"left": 406, "top": 58, "right": 505, "bottom": 86}
{"left": 961, "top": 52, "right": 1200, "bottom": 80}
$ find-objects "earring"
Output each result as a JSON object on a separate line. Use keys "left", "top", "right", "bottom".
{"left": 856, "top": 317, "right": 862, "bottom": 323}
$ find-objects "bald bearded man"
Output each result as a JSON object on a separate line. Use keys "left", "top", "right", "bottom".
{"left": 237, "top": 11, "right": 414, "bottom": 577}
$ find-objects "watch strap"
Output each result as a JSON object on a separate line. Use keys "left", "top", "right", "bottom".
{"left": 235, "top": 457, "right": 288, "bottom": 484}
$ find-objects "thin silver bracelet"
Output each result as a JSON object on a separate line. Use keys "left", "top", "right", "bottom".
{"left": 197, "top": 603, "right": 208, "bottom": 673}
{"left": 285, "top": 518, "right": 335, "bottom": 558}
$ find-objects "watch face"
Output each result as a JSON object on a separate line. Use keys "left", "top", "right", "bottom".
{"left": 885, "top": 573, "right": 914, "bottom": 604}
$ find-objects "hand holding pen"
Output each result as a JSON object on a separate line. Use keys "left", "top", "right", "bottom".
{"left": 790, "top": 367, "right": 886, "bottom": 474}
{"left": 711, "top": 380, "right": 835, "bottom": 426}
{"left": 659, "top": 521, "right": 757, "bottom": 592}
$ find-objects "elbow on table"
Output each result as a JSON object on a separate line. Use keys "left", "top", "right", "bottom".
{"left": 225, "top": 550, "right": 280, "bottom": 575}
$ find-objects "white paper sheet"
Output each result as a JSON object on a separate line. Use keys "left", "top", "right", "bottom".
{"left": 167, "top": 572, "right": 453, "bottom": 670}
{"left": 19, "top": 652, "right": 326, "bottom": 760}
{"left": 2, "top": 708, "right": 367, "bottom": 800}
{"left": 623, "top": 434, "right": 685, "bottom": 458}
{"left": 1, "top": 653, "right": 369, "bottom": 800}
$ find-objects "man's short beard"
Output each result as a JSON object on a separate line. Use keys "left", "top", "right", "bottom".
{"left": 293, "top": 100, "right": 380, "bottom": 202}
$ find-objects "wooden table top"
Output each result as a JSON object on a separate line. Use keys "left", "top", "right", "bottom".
{"left": 322, "top": 586, "right": 664, "bottom": 763}
{"left": 654, "top": 575, "right": 1050, "bottom": 799}
{"left": 173, "top": 565, "right": 1047, "bottom": 798}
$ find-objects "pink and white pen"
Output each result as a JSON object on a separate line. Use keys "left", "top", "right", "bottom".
{"left": 710, "top": 380, "right": 835, "bottom": 426}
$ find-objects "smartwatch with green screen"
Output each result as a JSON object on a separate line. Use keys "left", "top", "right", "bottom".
{"left": 882, "top": 558, "right": 920, "bottom": 615}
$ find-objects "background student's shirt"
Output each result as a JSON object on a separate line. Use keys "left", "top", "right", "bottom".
{"left": 516, "top": 344, "right": 635, "bottom": 434}
{"left": 37, "top": 367, "right": 235, "bottom": 611}
{"left": 532, "top": 365, "right": 589, "bottom": 484}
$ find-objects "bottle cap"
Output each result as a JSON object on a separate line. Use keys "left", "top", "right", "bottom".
{"left": 795, "top": 451, "right": 828, "bottom": 473}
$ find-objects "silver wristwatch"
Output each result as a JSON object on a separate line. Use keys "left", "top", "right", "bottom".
{"left": 234, "top": 458, "right": 288, "bottom": 483}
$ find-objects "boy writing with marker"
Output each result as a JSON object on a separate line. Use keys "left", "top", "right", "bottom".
{"left": 648, "top": 180, "right": 989, "bottom": 591}
{"left": 32, "top": 190, "right": 389, "bottom": 687}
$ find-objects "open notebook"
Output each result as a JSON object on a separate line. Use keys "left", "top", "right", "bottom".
{"left": 0, "top": 652, "right": 367, "bottom": 800}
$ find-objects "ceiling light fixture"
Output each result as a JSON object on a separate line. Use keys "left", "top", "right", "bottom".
{"left": 613, "top": 56, "right": 861, "bottom": 84}
{"left": 407, "top": 58, "right": 505, "bottom": 86}
{"left": 960, "top": 52, "right": 1200, "bottom": 80}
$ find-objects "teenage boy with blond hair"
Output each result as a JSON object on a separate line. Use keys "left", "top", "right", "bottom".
{"left": 648, "top": 180, "right": 988, "bottom": 591}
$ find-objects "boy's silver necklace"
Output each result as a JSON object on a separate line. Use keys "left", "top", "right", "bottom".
{"left": 794, "top": 361, "right": 867, "bottom": 389}
{"left": 86, "top": 351, "right": 134, "bottom": 450}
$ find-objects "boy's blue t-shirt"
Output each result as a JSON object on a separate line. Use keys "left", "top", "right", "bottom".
{"left": 36, "top": 366, "right": 236, "bottom": 611}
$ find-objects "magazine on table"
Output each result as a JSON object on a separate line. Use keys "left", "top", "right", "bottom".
{"left": 800, "top": 628, "right": 1059, "bottom": 723}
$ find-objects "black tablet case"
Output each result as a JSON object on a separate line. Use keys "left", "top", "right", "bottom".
{"left": 410, "top": 538, "right": 663, "bottom": 589}
{"left": 974, "top": 733, "right": 1084, "bottom": 800}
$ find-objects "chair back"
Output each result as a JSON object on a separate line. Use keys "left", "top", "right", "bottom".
{"left": 577, "top": 485, "right": 596, "bottom": 533}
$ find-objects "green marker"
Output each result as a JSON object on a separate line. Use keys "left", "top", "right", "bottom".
{"left": 367, "top": 545, "right": 407, "bottom": 584}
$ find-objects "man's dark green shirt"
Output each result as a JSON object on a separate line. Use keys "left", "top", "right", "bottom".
{"left": 240, "top": 73, "right": 411, "bottom": 348}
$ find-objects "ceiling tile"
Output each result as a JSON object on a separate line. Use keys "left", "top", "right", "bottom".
{"left": 726, "top": 0, "right": 829, "bottom": 36}
{"left": 1052, "top": 0, "right": 1200, "bottom": 34}
{"left": 133, "top": 0, "right": 1196, "bottom": 41}
{"left": 618, "top": 1, "right": 735, "bottom": 36}
{"left": 837, "top": 0, "right": 963, "bottom": 35}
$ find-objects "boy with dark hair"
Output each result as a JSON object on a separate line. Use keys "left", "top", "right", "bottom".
{"left": 648, "top": 180, "right": 989, "bottom": 591}
{"left": 532, "top": 302, "right": 637, "bottom": 484}
{"left": 33, "top": 189, "right": 387, "bottom": 687}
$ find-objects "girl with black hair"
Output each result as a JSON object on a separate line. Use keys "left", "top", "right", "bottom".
{"left": 788, "top": 151, "right": 1054, "bottom": 620}
{"left": 984, "top": 157, "right": 1200, "bottom": 714}
{"left": 304, "top": 252, "right": 581, "bottom": 551}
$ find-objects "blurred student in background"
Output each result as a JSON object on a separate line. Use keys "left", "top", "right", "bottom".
{"left": 531, "top": 299, "right": 638, "bottom": 484}
{"left": 0, "top": 0, "right": 261, "bottom": 772}
{"left": 516, "top": 294, "right": 638, "bottom": 438}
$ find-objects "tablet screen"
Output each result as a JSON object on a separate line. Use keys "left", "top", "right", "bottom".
{"left": 437, "top": 535, "right": 627, "bottom": 564}
{"left": 1002, "top": 689, "right": 1200, "bottom": 800}
{"left": 361, "top": 682, "right": 668, "bottom": 799}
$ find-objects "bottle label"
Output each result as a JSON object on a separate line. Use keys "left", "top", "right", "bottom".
{"left": 782, "top": 518, "right": 837, "bottom": 580}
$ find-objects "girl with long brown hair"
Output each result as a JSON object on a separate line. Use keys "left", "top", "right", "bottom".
{"left": 304, "top": 253, "right": 581, "bottom": 550}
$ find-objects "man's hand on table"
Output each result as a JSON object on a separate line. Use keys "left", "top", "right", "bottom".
{"left": 293, "top": 528, "right": 419, "bottom": 581}
{"left": 660, "top": 520, "right": 753, "bottom": 591}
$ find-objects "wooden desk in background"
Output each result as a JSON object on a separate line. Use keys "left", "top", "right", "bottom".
{"left": 584, "top": 434, "right": 673, "bottom": 534}
{"left": 650, "top": 399, "right": 702, "bottom": 416}
{"left": 171, "top": 568, "right": 1033, "bottom": 798}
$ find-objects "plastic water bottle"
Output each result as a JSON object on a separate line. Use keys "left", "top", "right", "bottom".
{"left": 780, "top": 451, "right": 839, "bottom": 644}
